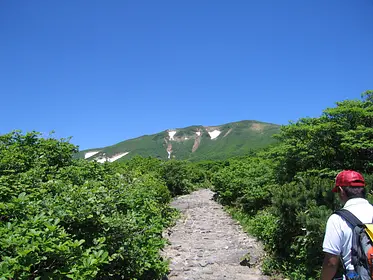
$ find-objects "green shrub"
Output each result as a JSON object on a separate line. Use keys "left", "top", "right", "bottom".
{"left": 160, "top": 160, "right": 195, "bottom": 196}
{"left": 248, "top": 209, "right": 278, "bottom": 251}
{"left": 212, "top": 157, "right": 276, "bottom": 214}
{"left": 0, "top": 131, "right": 176, "bottom": 279}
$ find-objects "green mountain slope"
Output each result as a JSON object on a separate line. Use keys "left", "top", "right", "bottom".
{"left": 77, "top": 120, "right": 281, "bottom": 162}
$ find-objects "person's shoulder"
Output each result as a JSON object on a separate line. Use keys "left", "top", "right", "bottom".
{"left": 327, "top": 212, "right": 345, "bottom": 225}
{"left": 324, "top": 212, "right": 346, "bottom": 240}
{"left": 367, "top": 200, "right": 373, "bottom": 208}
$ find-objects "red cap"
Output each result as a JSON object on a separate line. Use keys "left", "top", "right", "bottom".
{"left": 332, "top": 170, "right": 365, "bottom": 192}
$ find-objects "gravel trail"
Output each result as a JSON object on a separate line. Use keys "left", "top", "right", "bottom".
{"left": 162, "top": 189, "right": 270, "bottom": 280}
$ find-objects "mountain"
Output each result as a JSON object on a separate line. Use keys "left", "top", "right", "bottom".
{"left": 77, "top": 120, "right": 281, "bottom": 162}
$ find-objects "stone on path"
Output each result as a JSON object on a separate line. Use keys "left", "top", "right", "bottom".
{"left": 161, "top": 189, "right": 270, "bottom": 280}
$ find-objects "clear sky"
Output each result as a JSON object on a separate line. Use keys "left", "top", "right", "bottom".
{"left": 1, "top": 0, "right": 372, "bottom": 150}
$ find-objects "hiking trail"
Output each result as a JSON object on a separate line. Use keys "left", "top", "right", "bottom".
{"left": 162, "top": 189, "right": 271, "bottom": 280}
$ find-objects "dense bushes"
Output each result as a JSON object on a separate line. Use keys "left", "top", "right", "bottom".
{"left": 213, "top": 157, "right": 276, "bottom": 214}
{"left": 159, "top": 160, "right": 197, "bottom": 196}
{"left": 0, "top": 132, "right": 178, "bottom": 279}
{"left": 270, "top": 91, "right": 373, "bottom": 184}
{"left": 212, "top": 91, "right": 373, "bottom": 279}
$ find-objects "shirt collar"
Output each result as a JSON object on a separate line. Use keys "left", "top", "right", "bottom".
{"left": 344, "top": 198, "right": 369, "bottom": 208}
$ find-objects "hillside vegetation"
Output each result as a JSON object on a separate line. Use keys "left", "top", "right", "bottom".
{"left": 210, "top": 90, "right": 373, "bottom": 279}
{"left": 76, "top": 120, "right": 280, "bottom": 162}
{"left": 1, "top": 90, "right": 372, "bottom": 279}
{"left": 0, "top": 134, "right": 202, "bottom": 279}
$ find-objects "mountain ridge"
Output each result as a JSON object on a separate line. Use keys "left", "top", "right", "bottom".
{"left": 77, "top": 120, "right": 281, "bottom": 162}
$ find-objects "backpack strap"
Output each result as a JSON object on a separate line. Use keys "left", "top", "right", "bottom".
{"left": 334, "top": 209, "right": 364, "bottom": 228}
{"left": 334, "top": 209, "right": 366, "bottom": 271}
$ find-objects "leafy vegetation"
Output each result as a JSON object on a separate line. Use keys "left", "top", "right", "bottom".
{"left": 211, "top": 90, "right": 373, "bottom": 279}
{"left": 0, "top": 132, "right": 197, "bottom": 279}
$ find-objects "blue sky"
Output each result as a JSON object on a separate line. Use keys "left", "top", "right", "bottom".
{"left": 1, "top": 0, "right": 372, "bottom": 150}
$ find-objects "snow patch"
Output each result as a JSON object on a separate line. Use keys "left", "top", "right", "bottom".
{"left": 85, "top": 151, "right": 100, "bottom": 159}
{"left": 166, "top": 143, "right": 172, "bottom": 159}
{"left": 208, "top": 130, "right": 221, "bottom": 140}
{"left": 108, "top": 152, "right": 129, "bottom": 162}
{"left": 96, "top": 157, "right": 107, "bottom": 163}
{"left": 95, "top": 152, "right": 129, "bottom": 163}
{"left": 196, "top": 131, "right": 201, "bottom": 136}
{"left": 168, "top": 130, "right": 177, "bottom": 140}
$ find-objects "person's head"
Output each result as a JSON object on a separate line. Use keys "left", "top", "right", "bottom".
{"left": 332, "top": 170, "right": 366, "bottom": 202}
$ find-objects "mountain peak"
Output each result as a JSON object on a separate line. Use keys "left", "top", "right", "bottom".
{"left": 77, "top": 120, "right": 280, "bottom": 162}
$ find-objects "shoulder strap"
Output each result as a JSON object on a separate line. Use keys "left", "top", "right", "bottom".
{"left": 334, "top": 209, "right": 366, "bottom": 271}
{"left": 334, "top": 209, "right": 364, "bottom": 228}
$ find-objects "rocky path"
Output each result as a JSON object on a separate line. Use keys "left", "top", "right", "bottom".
{"left": 162, "top": 189, "right": 270, "bottom": 280}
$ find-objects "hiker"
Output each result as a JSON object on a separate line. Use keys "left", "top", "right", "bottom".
{"left": 320, "top": 170, "right": 372, "bottom": 280}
